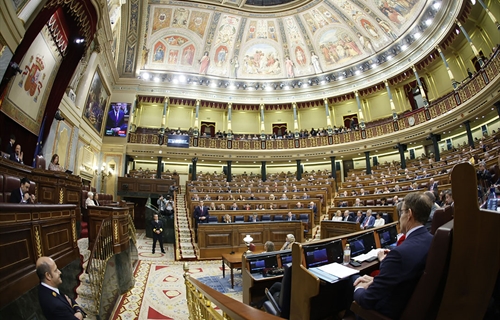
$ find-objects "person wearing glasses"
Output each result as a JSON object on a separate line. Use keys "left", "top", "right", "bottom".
{"left": 352, "top": 192, "right": 433, "bottom": 319}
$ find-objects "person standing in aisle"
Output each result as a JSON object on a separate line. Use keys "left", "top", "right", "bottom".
{"left": 152, "top": 214, "right": 165, "bottom": 254}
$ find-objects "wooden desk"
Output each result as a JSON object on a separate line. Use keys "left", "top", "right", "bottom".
{"left": 222, "top": 253, "right": 243, "bottom": 288}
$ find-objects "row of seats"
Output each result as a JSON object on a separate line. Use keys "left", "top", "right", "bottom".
{"left": 208, "top": 213, "right": 309, "bottom": 223}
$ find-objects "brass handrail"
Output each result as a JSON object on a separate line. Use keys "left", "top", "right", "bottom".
{"left": 127, "top": 214, "right": 137, "bottom": 244}
{"left": 86, "top": 217, "right": 114, "bottom": 315}
{"left": 183, "top": 263, "right": 283, "bottom": 320}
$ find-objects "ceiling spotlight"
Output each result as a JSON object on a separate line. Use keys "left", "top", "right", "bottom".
{"left": 255, "top": 83, "right": 259, "bottom": 89}
{"left": 279, "top": 83, "right": 284, "bottom": 89}
{"left": 236, "top": 83, "right": 240, "bottom": 88}
{"left": 142, "top": 72, "right": 150, "bottom": 80}
{"left": 225, "top": 82, "right": 229, "bottom": 87}
{"left": 261, "top": 84, "right": 266, "bottom": 90}
{"left": 179, "top": 75, "right": 186, "bottom": 82}
{"left": 154, "top": 76, "right": 160, "bottom": 82}
{"left": 325, "top": 76, "right": 330, "bottom": 82}
{"left": 199, "top": 79, "right": 203, "bottom": 85}
{"left": 314, "top": 78, "right": 319, "bottom": 84}
{"left": 274, "top": 84, "right": 278, "bottom": 89}
{"left": 218, "top": 81, "right": 223, "bottom": 87}
{"left": 243, "top": 84, "right": 247, "bottom": 89}
{"left": 205, "top": 80, "right": 210, "bottom": 85}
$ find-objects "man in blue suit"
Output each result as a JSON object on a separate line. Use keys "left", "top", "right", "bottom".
{"left": 194, "top": 201, "right": 210, "bottom": 225}
{"left": 352, "top": 192, "right": 433, "bottom": 319}
{"left": 360, "top": 209, "right": 375, "bottom": 229}
{"left": 36, "top": 256, "right": 86, "bottom": 319}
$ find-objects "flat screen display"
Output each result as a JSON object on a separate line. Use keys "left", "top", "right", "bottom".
{"left": 303, "top": 240, "right": 343, "bottom": 268}
{"left": 105, "top": 102, "right": 130, "bottom": 137}
{"left": 280, "top": 251, "right": 292, "bottom": 265}
{"left": 248, "top": 255, "right": 278, "bottom": 274}
{"left": 167, "top": 134, "right": 190, "bottom": 148}
{"left": 348, "top": 232, "right": 376, "bottom": 257}
{"left": 377, "top": 225, "right": 398, "bottom": 247}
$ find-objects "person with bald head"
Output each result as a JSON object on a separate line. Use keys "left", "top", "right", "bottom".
{"left": 36, "top": 256, "right": 86, "bottom": 319}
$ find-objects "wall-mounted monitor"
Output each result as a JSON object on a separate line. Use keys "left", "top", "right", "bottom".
{"left": 167, "top": 135, "right": 190, "bottom": 148}
{"left": 105, "top": 102, "right": 130, "bottom": 137}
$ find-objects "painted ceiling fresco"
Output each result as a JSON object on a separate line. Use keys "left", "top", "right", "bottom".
{"left": 140, "top": 0, "right": 426, "bottom": 80}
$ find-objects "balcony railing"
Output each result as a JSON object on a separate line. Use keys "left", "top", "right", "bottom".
{"left": 128, "top": 50, "right": 500, "bottom": 150}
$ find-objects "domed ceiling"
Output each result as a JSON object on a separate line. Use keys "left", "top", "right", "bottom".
{"left": 118, "top": 0, "right": 463, "bottom": 100}
{"left": 139, "top": 0, "right": 427, "bottom": 80}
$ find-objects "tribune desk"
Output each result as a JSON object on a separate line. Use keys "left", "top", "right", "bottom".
{"left": 222, "top": 252, "right": 243, "bottom": 289}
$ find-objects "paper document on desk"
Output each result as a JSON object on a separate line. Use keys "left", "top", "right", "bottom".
{"left": 353, "top": 249, "right": 383, "bottom": 262}
{"left": 317, "top": 263, "right": 359, "bottom": 279}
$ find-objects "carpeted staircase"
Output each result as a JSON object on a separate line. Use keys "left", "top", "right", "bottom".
{"left": 174, "top": 192, "right": 198, "bottom": 260}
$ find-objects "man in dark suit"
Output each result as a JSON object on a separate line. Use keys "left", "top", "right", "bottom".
{"left": 354, "top": 211, "right": 365, "bottom": 224}
{"left": 352, "top": 192, "right": 433, "bottom": 319}
{"left": 10, "top": 177, "right": 35, "bottom": 203}
{"left": 194, "top": 201, "right": 209, "bottom": 224}
{"left": 9, "top": 144, "right": 23, "bottom": 164}
{"left": 427, "top": 178, "right": 439, "bottom": 193}
{"left": 36, "top": 256, "right": 86, "bottom": 320}
{"left": 106, "top": 103, "right": 127, "bottom": 135}
{"left": 5, "top": 134, "right": 15, "bottom": 155}
{"left": 152, "top": 214, "right": 165, "bottom": 254}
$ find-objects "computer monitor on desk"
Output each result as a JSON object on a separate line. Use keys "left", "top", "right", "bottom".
{"left": 248, "top": 254, "right": 279, "bottom": 274}
{"left": 303, "top": 240, "right": 343, "bottom": 269}
{"left": 377, "top": 225, "right": 398, "bottom": 248}
{"left": 347, "top": 232, "right": 376, "bottom": 257}
{"left": 280, "top": 250, "right": 292, "bottom": 265}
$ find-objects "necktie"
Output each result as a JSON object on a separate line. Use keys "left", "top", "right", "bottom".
{"left": 364, "top": 218, "right": 369, "bottom": 227}
{"left": 397, "top": 234, "right": 406, "bottom": 246}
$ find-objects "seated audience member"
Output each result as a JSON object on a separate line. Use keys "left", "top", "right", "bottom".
{"left": 353, "top": 192, "right": 433, "bottom": 319}
{"left": 237, "top": 194, "right": 245, "bottom": 201}
{"left": 10, "top": 177, "right": 36, "bottom": 204}
{"left": 192, "top": 194, "right": 200, "bottom": 201}
{"left": 223, "top": 214, "right": 231, "bottom": 223}
{"left": 48, "top": 154, "right": 65, "bottom": 171}
{"left": 302, "top": 192, "right": 309, "bottom": 199}
{"left": 286, "top": 211, "right": 294, "bottom": 221}
{"left": 36, "top": 256, "right": 86, "bottom": 320}
{"left": 308, "top": 201, "right": 317, "bottom": 215}
{"left": 228, "top": 194, "right": 235, "bottom": 201}
{"left": 10, "top": 144, "right": 24, "bottom": 164}
{"left": 248, "top": 193, "right": 256, "bottom": 200}
{"left": 360, "top": 209, "right": 375, "bottom": 229}
{"left": 379, "top": 197, "right": 388, "bottom": 206}
{"left": 209, "top": 202, "right": 217, "bottom": 211}
{"left": 230, "top": 202, "right": 238, "bottom": 210}
{"left": 280, "top": 234, "right": 295, "bottom": 250}
{"left": 93, "top": 193, "right": 100, "bottom": 206}
{"left": 444, "top": 189, "right": 454, "bottom": 207}
{"left": 269, "top": 194, "right": 276, "bottom": 200}
{"left": 85, "top": 192, "right": 95, "bottom": 208}
{"left": 220, "top": 203, "right": 226, "bottom": 210}
{"left": 342, "top": 210, "right": 355, "bottom": 222}
{"left": 374, "top": 212, "right": 385, "bottom": 227}
{"left": 249, "top": 214, "right": 259, "bottom": 222}
{"left": 256, "top": 204, "right": 264, "bottom": 210}
{"left": 393, "top": 195, "right": 400, "bottom": 206}
{"left": 296, "top": 202, "right": 303, "bottom": 209}
{"left": 424, "top": 191, "right": 440, "bottom": 230}
{"left": 332, "top": 210, "right": 343, "bottom": 221}
{"left": 354, "top": 211, "right": 365, "bottom": 224}
{"left": 244, "top": 203, "right": 252, "bottom": 210}
{"left": 353, "top": 198, "right": 363, "bottom": 207}
{"left": 280, "top": 193, "right": 288, "bottom": 200}
{"left": 264, "top": 241, "right": 275, "bottom": 252}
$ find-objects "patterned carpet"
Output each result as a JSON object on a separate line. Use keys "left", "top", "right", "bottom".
{"left": 110, "top": 231, "right": 242, "bottom": 320}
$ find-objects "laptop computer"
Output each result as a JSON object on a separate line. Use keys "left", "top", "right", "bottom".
{"left": 377, "top": 225, "right": 398, "bottom": 248}
{"left": 65, "top": 170, "right": 73, "bottom": 174}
